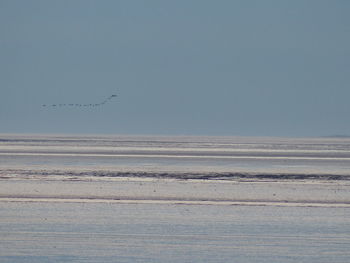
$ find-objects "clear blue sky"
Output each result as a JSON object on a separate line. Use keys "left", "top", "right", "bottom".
{"left": 1, "top": 0, "right": 349, "bottom": 136}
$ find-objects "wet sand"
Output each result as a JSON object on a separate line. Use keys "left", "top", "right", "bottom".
{"left": 1, "top": 178, "right": 350, "bottom": 262}
{"left": 1, "top": 198, "right": 349, "bottom": 263}
{"left": 1, "top": 177, "right": 350, "bottom": 206}
{"left": 1, "top": 135, "right": 350, "bottom": 262}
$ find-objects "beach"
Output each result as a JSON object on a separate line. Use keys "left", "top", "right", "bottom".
{"left": 2, "top": 200, "right": 349, "bottom": 263}
{"left": 1, "top": 134, "right": 350, "bottom": 262}
{"left": 1, "top": 177, "right": 350, "bottom": 207}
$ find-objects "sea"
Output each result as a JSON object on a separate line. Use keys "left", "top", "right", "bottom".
{"left": 1, "top": 134, "right": 350, "bottom": 181}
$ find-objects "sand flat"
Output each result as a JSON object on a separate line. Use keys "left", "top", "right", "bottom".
{"left": 1, "top": 201, "right": 349, "bottom": 263}
{"left": 1, "top": 178, "right": 349, "bottom": 207}
{"left": 1, "top": 134, "right": 350, "bottom": 262}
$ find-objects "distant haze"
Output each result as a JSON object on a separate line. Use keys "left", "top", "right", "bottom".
{"left": 1, "top": 0, "right": 349, "bottom": 137}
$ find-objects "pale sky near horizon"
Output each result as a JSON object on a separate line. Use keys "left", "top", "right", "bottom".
{"left": 1, "top": 0, "right": 349, "bottom": 137}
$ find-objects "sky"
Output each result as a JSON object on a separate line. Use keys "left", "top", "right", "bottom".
{"left": 1, "top": 0, "right": 349, "bottom": 137}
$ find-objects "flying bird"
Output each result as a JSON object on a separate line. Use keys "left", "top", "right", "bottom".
{"left": 42, "top": 94, "right": 118, "bottom": 108}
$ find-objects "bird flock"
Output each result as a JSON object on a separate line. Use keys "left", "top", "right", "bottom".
{"left": 42, "top": 95, "right": 117, "bottom": 108}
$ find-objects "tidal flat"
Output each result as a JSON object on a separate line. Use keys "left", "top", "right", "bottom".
{"left": 1, "top": 134, "right": 349, "bottom": 262}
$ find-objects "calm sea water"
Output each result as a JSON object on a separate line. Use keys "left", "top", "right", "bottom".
{"left": 1, "top": 134, "right": 350, "bottom": 180}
